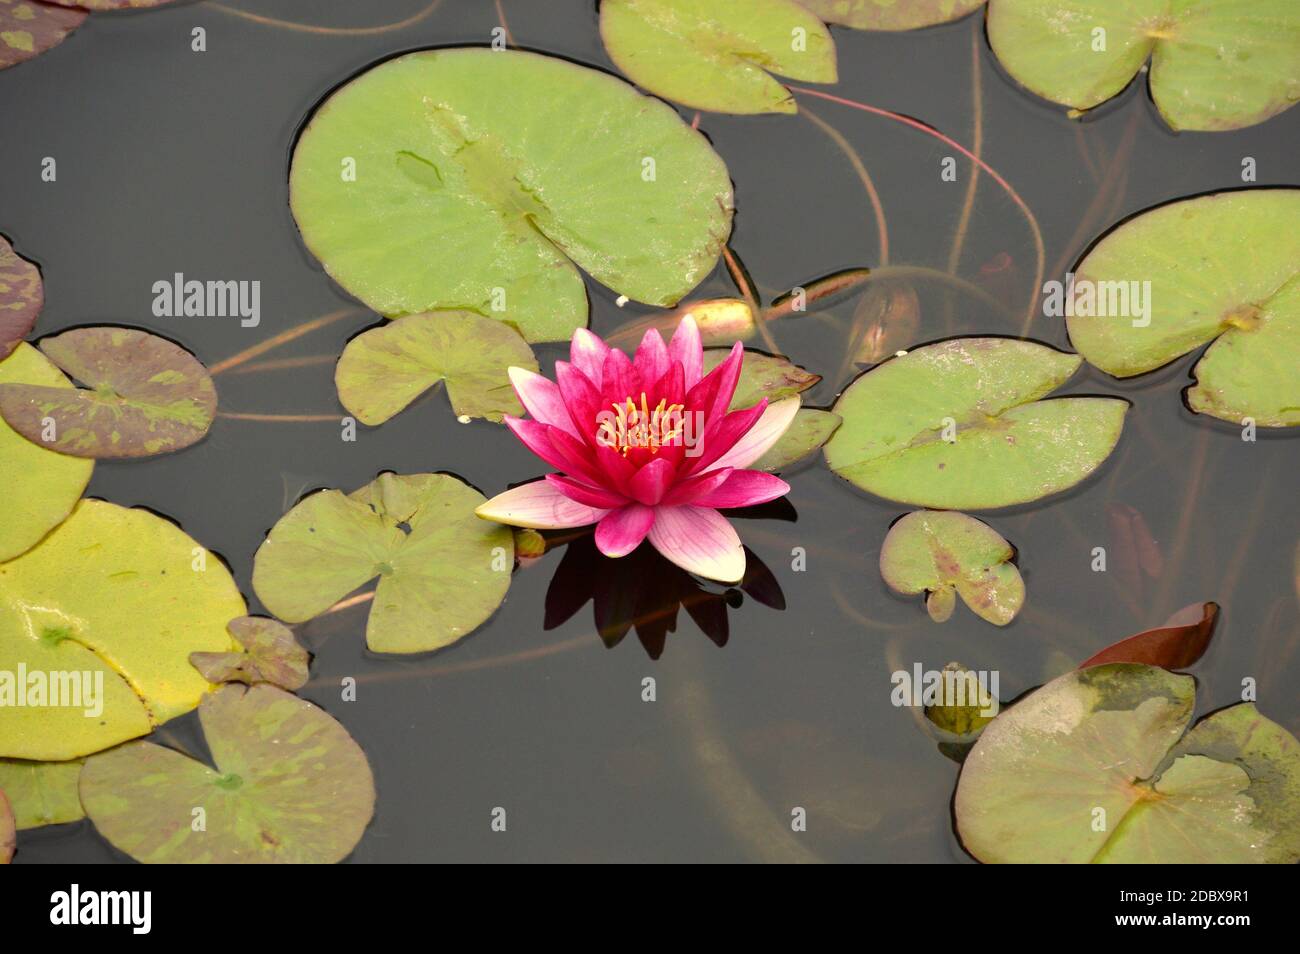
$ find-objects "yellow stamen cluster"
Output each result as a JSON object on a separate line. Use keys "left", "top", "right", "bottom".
{"left": 597, "top": 392, "right": 685, "bottom": 456}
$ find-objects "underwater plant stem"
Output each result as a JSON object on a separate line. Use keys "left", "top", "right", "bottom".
{"left": 800, "top": 105, "right": 890, "bottom": 266}
{"left": 305, "top": 634, "right": 591, "bottom": 688}
{"left": 226, "top": 354, "right": 336, "bottom": 375}
{"left": 217, "top": 412, "right": 340, "bottom": 422}
{"left": 494, "top": 0, "right": 515, "bottom": 46}
{"left": 210, "top": 0, "right": 444, "bottom": 36}
{"left": 945, "top": 23, "right": 983, "bottom": 278}
{"left": 1149, "top": 427, "right": 1210, "bottom": 627}
{"left": 723, "top": 246, "right": 783, "bottom": 355}
{"left": 209, "top": 307, "right": 359, "bottom": 376}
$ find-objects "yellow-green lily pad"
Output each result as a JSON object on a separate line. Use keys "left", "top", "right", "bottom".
{"left": 79, "top": 683, "right": 374, "bottom": 864}
{"left": 600, "top": 0, "right": 836, "bottom": 114}
{"left": 825, "top": 338, "right": 1128, "bottom": 509}
{"left": 956, "top": 664, "right": 1300, "bottom": 863}
{"left": 708, "top": 347, "right": 821, "bottom": 408}
{"left": 798, "top": 0, "right": 985, "bottom": 31}
{"left": 336, "top": 311, "right": 536, "bottom": 425}
{"left": 0, "top": 235, "right": 41, "bottom": 358}
{"left": 0, "top": 499, "right": 244, "bottom": 761}
{"left": 0, "top": 0, "right": 85, "bottom": 72}
{"left": 755, "top": 407, "right": 841, "bottom": 471}
{"left": 189, "top": 616, "right": 309, "bottom": 691}
{"left": 253, "top": 473, "right": 513, "bottom": 654}
{"left": 0, "top": 758, "right": 83, "bottom": 829}
{"left": 290, "top": 49, "right": 734, "bottom": 343}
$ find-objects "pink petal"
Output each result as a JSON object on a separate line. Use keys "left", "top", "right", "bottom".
{"left": 705, "top": 397, "right": 801, "bottom": 472}
{"left": 634, "top": 328, "right": 670, "bottom": 384}
{"left": 668, "top": 314, "right": 703, "bottom": 388}
{"left": 690, "top": 470, "right": 789, "bottom": 509}
{"left": 476, "top": 480, "right": 609, "bottom": 529}
{"left": 554, "top": 361, "right": 602, "bottom": 444}
{"left": 546, "top": 473, "right": 629, "bottom": 509}
{"left": 661, "top": 466, "right": 734, "bottom": 506}
{"left": 505, "top": 416, "right": 577, "bottom": 475}
{"left": 508, "top": 366, "right": 580, "bottom": 439}
{"left": 698, "top": 340, "right": 744, "bottom": 421}
{"left": 601, "top": 347, "right": 640, "bottom": 404}
{"left": 545, "top": 425, "right": 615, "bottom": 489}
{"left": 594, "top": 504, "right": 656, "bottom": 558}
{"left": 570, "top": 328, "right": 610, "bottom": 389}
{"left": 646, "top": 506, "right": 746, "bottom": 583}
{"left": 686, "top": 399, "right": 767, "bottom": 474}
{"left": 628, "top": 457, "right": 677, "bottom": 506}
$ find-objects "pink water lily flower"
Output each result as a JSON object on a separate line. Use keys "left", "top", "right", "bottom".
{"left": 475, "top": 316, "right": 799, "bottom": 583}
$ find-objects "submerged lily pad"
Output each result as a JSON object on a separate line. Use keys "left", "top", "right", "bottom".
{"left": 798, "top": 0, "right": 985, "bottom": 31}
{"left": 880, "top": 510, "right": 1024, "bottom": 625}
{"left": 190, "top": 616, "right": 310, "bottom": 692}
{"left": 80, "top": 683, "right": 374, "bottom": 864}
{"left": 0, "top": 758, "right": 83, "bottom": 829}
{"left": 290, "top": 49, "right": 734, "bottom": 343}
{"left": 0, "top": 499, "right": 244, "bottom": 761}
{"left": 0, "top": 235, "right": 41, "bottom": 358}
{"left": 825, "top": 338, "right": 1128, "bottom": 509}
{"left": 925, "top": 662, "right": 999, "bottom": 742}
{"left": 955, "top": 664, "right": 1300, "bottom": 863}
{"left": 0, "top": 0, "right": 85, "bottom": 72}
{"left": 253, "top": 473, "right": 513, "bottom": 654}
{"left": 987, "top": 0, "right": 1300, "bottom": 131}
{"left": 1069, "top": 191, "right": 1300, "bottom": 426}
{"left": 47, "top": 0, "right": 175, "bottom": 8}
{"left": 755, "top": 408, "right": 840, "bottom": 471}
{"left": 0, "top": 344, "right": 93, "bottom": 561}
{"left": 600, "top": 0, "right": 836, "bottom": 114}
{"left": 0, "top": 327, "right": 217, "bottom": 457}
{"left": 336, "top": 311, "right": 536, "bottom": 425}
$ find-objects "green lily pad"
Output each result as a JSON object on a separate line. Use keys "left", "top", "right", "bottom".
{"left": 0, "top": 758, "right": 83, "bottom": 829}
{"left": 987, "top": 0, "right": 1300, "bottom": 131}
{"left": 708, "top": 348, "right": 821, "bottom": 408}
{"left": 755, "top": 407, "right": 840, "bottom": 471}
{"left": 0, "top": 235, "right": 41, "bottom": 358}
{"left": 925, "top": 662, "right": 999, "bottom": 742}
{"left": 253, "top": 473, "right": 513, "bottom": 654}
{"left": 0, "top": 499, "right": 245, "bottom": 761}
{"left": 336, "top": 311, "right": 536, "bottom": 425}
{"left": 79, "top": 683, "right": 374, "bottom": 864}
{"left": 189, "top": 616, "right": 310, "bottom": 692}
{"left": 0, "top": 788, "right": 12, "bottom": 862}
{"left": 955, "top": 664, "right": 1300, "bottom": 863}
{"left": 0, "top": 343, "right": 93, "bottom": 561}
{"left": 1069, "top": 191, "right": 1300, "bottom": 426}
{"left": 825, "top": 338, "right": 1128, "bottom": 509}
{"left": 0, "top": 327, "right": 217, "bottom": 457}
{"left": 798, "top": 0, "right": 985, "bottom": 31}
{"left": 290, "top": 49, "right": 734, "bottom": 343}
{"left": 600, "top": 0, "right": 836, "bottom": 115}
{"left": 880, "top": 510, "right": 1024, "bottom": 625}
{"left": 0, "top": 0, "right": 84, "bottom": 72}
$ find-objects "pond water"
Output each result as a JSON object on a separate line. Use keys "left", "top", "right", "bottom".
{"left": 4, "top": 0, "right": 1297, "bottom": 862}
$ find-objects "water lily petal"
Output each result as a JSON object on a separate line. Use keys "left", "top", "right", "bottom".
{"left": 505, "top": 416, "right": 575, "bottom": 474}
{"left": 544, "top": 425, "right": 616, "bottom": 488}
{"left": 570, "top": 328, "right": 610, "bottom": 388}
{"left": 476, "top": 480, "right": 609, "bottom": 529}
{"left": 554, "top": 360, "right": 602, "bottom": 443}
{"left": 508, "top": 366, "right": 580, "bottom": 439}
{"left": 684, "top": 339, "right": 743, "bottom": 421}
{"left": 688, "top": 399, "right": 768, "bottom": 474}
{"left": 705, "top": 397, "right": 801, "bottom": 472}
{"left": 546, "top": 473, "right": 629, "bottom": 509}
{"left": 690, "top": 470, "right": 790, "bottom": 509}
{"left": 661, "top": 466, "right": 734, "bottom": 505}
{"left": 646, "top": 506, "right": 746, "bottom": 583}
{"left": 601, "top": 347, "right": 641, "bottom": 405}
{"left": 629, "top": 457, "right": 677, "bottom": 505}
{"left": 634, "top": 328, "right": 670, "bottom": 384}
{"left": 594, "top": 504, "right": 656, "bottom": 557}
{"left": 669, "top": 314, "right": 703, "bottom": 388}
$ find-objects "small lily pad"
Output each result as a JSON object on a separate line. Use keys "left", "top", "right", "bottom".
{"left": 0, "top": 758, "right": 84, "bottom": 829}
{"left": 798, "top": 0, "right": 985, "bottom": 31}
{"left": 1079, "top": 601, "right": 1218, "bottom": 670}
{"left": 708, "top": 347, "right": 821, "bottom": 408}
{"left": 0, "top": 343, "right": 93, "bottom": 561}
{"left": 0, "top": 499, "right": 245, "bottom": 761}
{"left": 79, "top": 683, "right": 375, "bottom": 864}
{"left": 755, "top": 407, "right": 840, "bottom": 471}
{"left": 253, "top": 473, "right": 513, "bottom": 654}
{"left": 925, "top": 662, "right": 999, "bottom": 742}
{"left": 825, "top": 338, "right": 1128, "bottom": 509}
{"left": 987, "top": 0, "right": 1300, "bottom": 131}
{"left": 0, "top": 0, "right": 84, "bottom": 72}
{"left": 955, "top": 664, "right": 1300, "bottom": 863}
{"left": 880, "top": 510, "right": 1024, "bottom": 626}
{"left": 190, "top": 616, "right": 310, "bottom": 691}
{"left": 0, "top": 235, "right": 41, "bottom": 358}
{"left": 600, "top": 0, "right": 836, "bottom": 114}
{"left": 336, "top": 311, "right": 536, "bottom": 425}
{"left": 0, "top": 327, "right": 217, "bottom": 457}
{"left": 290, "top": 49, "right": 734, "bottom": 342}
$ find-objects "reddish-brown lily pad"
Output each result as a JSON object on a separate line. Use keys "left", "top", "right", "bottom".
{"left": 1079, "top": 602, "right": 1219, "bottom": 671}
{"left": 0, "top": 327, "right": 216, "bottom": 458}
{"left": 0, "top": 235, "right": 41, "bottom": 359}
{"left": 190, "top": 616, "right": 310, "bottom": 691}
{"left": 0, "top": 0, "right": 84, "bottom": 72}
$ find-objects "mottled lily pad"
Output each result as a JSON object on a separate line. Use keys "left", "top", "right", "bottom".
{"left": 336, "top": 311, "right": 536, "bottom": 425}
{"left": 987, "top": 0, "right": 1300, "bottom": 131}
{"left": 709, "top": 347, "right": 821, "bottom": 408}
{"left": 825, "top": 338, "right": 1128, "bottom": 509}
{"left": 290, "top": 49, "right": 733, "bottom": 343}
{"left": 955, "top": 664, "right": 1300, "bottom": 863}
{"left": 880, "top": 510, "right": 1024, "bottom": 625}
{"left": 0, "top": 343, "right": 93, "bottom": 561}
{"left": 0, "top": 499, "right": 244, "bottom": 761}
{"left": 0, "top": 235, "right": 41, "bottom": 358}
{"left": 798, "top": 0, "right": 985, "bottom": 31}
{"left": 755, "top": 408, "right": 840, "bottom": 471}
{"left": 601, "top": 0, "right": 836, "bottom": 114}
{"left": 0, "top": 758, "right": 83, "bottom": 829}
{"left": 253, "top": 473, "right": 513, "bottom": 654}
{"left": 80, "top": 684, "right": 374, "bottom": 864}
{"left": 1079, "top": 601, "right": 1218, "bottom": 670}
{"left": 1068, "top": 191, "right": 1300, "bottom": 427}
{"left": 190, "top": 616, "right": 310, "bottom": 691}
{"left": 0, "top": 327, "right": 217, "bottom": 457}
{"left": 0, "top": 0, "right": 84, "bottom": 72}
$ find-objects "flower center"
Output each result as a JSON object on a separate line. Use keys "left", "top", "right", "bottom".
{"left": 597, "top": 392, "right": 685, "bottom": 456}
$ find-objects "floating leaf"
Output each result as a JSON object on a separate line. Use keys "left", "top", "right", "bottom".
{"left": 825, "top": 338, "right": 1128, "bottom": 509}
{"left": 924, "top": 662, "right": 999, "bottom": 742}
{"left": 253, "top": 473, "right": 513, "bottom": 654}
{"left": 755, "top": 407, "right": 840, "bottom": 471}
{"left": 290, "top": 49, "right": 733, "bottom": 343}
{"left": 1067, "top": 191, "right": 1300, "bottom": 426}
{"left": 80, "top": 684, "right": 374, "bottom": 864}
{"left": 708, "top": 348, "right": 821, "bottom": 409}
{"left": 600, "top": 0, "right": 836, "bottom": 114}
{"left": 0, "top": 344, "right": 93, "bottom": 561}
{"left": 0, "top": 788, "right": 12, "bottom": 862}
{"left": 0, "top": 327, "right": 217, "bottom": 457}
{"left": 0, "top": 0, "right": 84, "bottom": 72}
{"left": 1079, "top": 602, "right": 1218, "bottom": 670}
{"left": 47, "top": 0, "right": 175, "bottom": 8}
{"left": 955, "top": 664, "right": 1300, "bottom": 863}
{"left": 335, "top": 311, "right": 536, "bottom": 425}
{"left": 0, "top": 235, "right": 41, "bottom": 358}
{"left": 189, "top": 616, "right": 310, "bottom": 691}
{"left": 880, "top": 510, "right": 1024, "bottom": 625}
{"left": 0, "top": 758, "right": 83, "bottom": 829}
{"left": 0, "top": 499, "right": 244, "bottom": 760}
{"left": 987, "top": 0, "right": 1300, "bottom": 131}
{"left": 798, "top": 0, "right": 985, "bottom": 31}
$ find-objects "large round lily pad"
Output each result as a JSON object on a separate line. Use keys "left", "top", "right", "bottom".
{"left": 987, "top": 0, "right": 1300, "bottom": 131}
{"left": 955, "top": 664, "right": 1300, "bottom": 863}
{"left": 798, "top": 0, "right": 985, "bottom": 31}
{"left": 601, "top": 0, "right": 836, "bottom": 114}
{"left": 80, "top": 684, "right": 374, "bottom": 864}
{"left": 336, "top": 311, "right": 536, "bottom": 425}
{"left": 0, "top": 499, "right": 245, "bottom": 761}
{"left": 0, "top": 0, "right": 85, "bottom": 72}
{"left": 0, "top": 327, "right": 217, "bottom": 457}
{"left": 253, "top": 473, "right": 513, "bottom": 654}
{"left": 0, "top": 758, "right": 83, "bottom": 828}
{"left": 0, "top": 234, "right": 41, "bottom": 358}
{"left": 290, "top": 49, "right": 734, "bottom": 343}
{"left": 1068, "top": 191, "right": 1300, "bottom": 427}
{"left": 0, "top": 343, "right": 93, "bottom": 561}
{"left": 825, "top": 338, "right": 1128, "bottom": 509}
